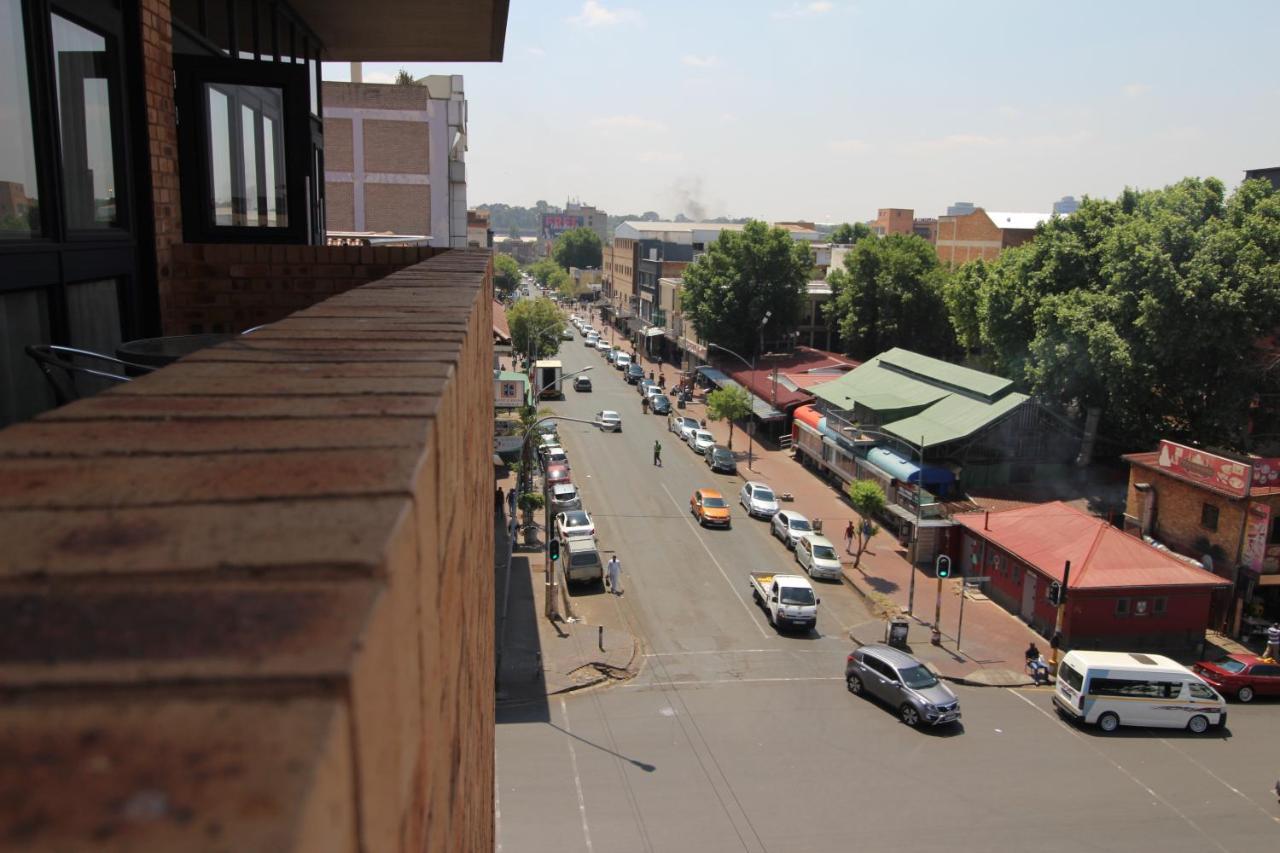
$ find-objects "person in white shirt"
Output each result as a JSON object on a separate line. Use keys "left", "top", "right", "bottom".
{"left": 606, "top": 555, "right": 622, "bottom": 595}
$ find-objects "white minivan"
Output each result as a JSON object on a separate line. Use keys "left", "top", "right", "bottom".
{"left": 1053, "top": 650, "right": 1226, "bottom": 734}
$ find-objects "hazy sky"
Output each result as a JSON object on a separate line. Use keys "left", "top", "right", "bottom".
{"left": 323, "top": 0, "right": 1280, "bottom": 223}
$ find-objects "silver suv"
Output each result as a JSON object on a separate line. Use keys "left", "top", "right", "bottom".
{"left": 845, "top": 644, "right": 961, "bottom": 728}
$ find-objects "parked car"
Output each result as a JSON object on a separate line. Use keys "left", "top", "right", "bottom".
{"left": 549, "top": 483, "right": 582, "bottom": 512}
{"left": 574, "top": 375, "right": 592, "bottom": 391}
{"left": 541, "top": 448, "right": 569, "bottom": 470}
{"left": 555, "top": 509, "right": 596, "bottom": 541}
{"left": 706, "top": 445, "right": 736, "bottom": 473}
{"left": 561, "top": 328, "right": 574, "bottom": 340}
{"left": 585, "top": 334, "right": 599, "bottom": 348}
{"left": 637, "top": 379, "right": 656, "bottom": 396}
{"left": 650, "top": 395, "right": 672, "bottom": 415}
{"left": 771, "top": 510, "right": 813, "bottom": 549}
{"left": 690, "top": 488, "right": 731, "bottom": 528}
{"left": 846, "top": 644, "right": 961, "bottom": 728}
{"left": 605, "top": 348, "right": 619, "bottom": 364}
{"left": 595, "top": 410, "right": 623, "bottom": 432}
{"left": 626, "top": 363, "right": 644, "bottom": 384}
{"left": 739, "top": 481, "right": 779, "bottom": 519}
{"left": 595, "top": 340, "right": 611, "bottom": 354}
{"left": 687, "top": 429, "right": 715, "bottom": 455}
{"left": 544, "top": 464, "right": 571, "bottom": 487}
{"left": 563, "top": 537, "right": 603, "bottom": 586}
{"left": 795, "top": 534, "right": 842, "bottom": 580}
{"left": 1193, "top": 654, "right": 1280, "bottom": 702}
{"left": 616, "top": 353, "right": 632, "bottom": 371}
{"left": 669, "top": 415, "right": 699, "bottom": 439}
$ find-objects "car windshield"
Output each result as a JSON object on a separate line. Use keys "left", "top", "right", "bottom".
{"left": 779, "top": 587, "right": 815, "bottom": 605}
{"left": 696, "top": 432, "right": 712, "bottom": 442}
{"left": 790, "top": 518, "right": 812, "bottom": 531}
{"left": 899, "top": 665, "right": 939, "bottom": 689}
{"left": 813, "top": 545, "right": 838, "bottom": 560}
{"left": 1215, "top": 658, "right": 1248, "bottom": 674}
{"left": 563, "top": 511, "right": 589, "bottom": 525}
{"left": 714, "top": 450, "right": 731, "bottom": 459}
{"left": 702, "top": 496, "right": 727, "bottom": 508}
{"left": 753, "top": 488, "right": 775, "bottom": 502}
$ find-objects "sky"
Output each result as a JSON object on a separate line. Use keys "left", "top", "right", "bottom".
{"left": 323, "top": 0, "right": 1280, "bottom": 224}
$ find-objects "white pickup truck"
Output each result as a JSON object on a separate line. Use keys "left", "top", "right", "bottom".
{"left": 748, "top": 572, "right": 819, "bottom": 633}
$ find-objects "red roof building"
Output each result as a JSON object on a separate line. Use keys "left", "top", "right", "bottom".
{"left": 718, "top": 347, "right": 858, "bottom": 415}
{"left": 953, "top": 502, "right": 1229, "bottom": 653}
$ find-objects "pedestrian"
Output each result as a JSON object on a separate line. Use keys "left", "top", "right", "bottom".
{"left": 495, "top": 486, "right": 504, "bottom": 517}
{"left": 642, "top": 395, "right": 650, "bottom": 414}
{"left": 653, "top": 440, "right": 663, "bottom": 467}
{"left": 607, "top": 554, "right": 622, "bottom": 595}
{"left": 1265, "top": 622, "right": 1280, "bottom": 661}
{"left": 844, "top": 520, "right": 855, "bottom": 554}
{"left": 813, "top": 517, "right": 823, "bottom": 534}
{"left": 507, "top": 487, "right": 517, "bottom": 517}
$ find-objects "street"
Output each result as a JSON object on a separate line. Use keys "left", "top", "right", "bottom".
{"left": 495, "top": 327, "right": 1280, "bottom": 853}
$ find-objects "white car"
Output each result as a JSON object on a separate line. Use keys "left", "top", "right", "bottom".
{"left": 771, "top": 510, "right": 813, "bottom": 549}
{"left": 595, "top": 339, "right": 611, "bottom": 354}
{"left": 555, "top": 509, "right": 596, "bottom": 541}
{"left": 585, "top": 334, "right": 599, "bottom": 348}
{"left": 595, "top": 410, "right": 623, "bottom": 432}
{"left": 795, "top": 534, "right": 842, "bottom": 580}
{"left": 669, "top": 415, "right": 699, "bottom": 440}
{"left": 687, "top": 429, "right": 715, "bottom": 454}
{"left": 739, "top": 481, "right": 780, "bottom": 519}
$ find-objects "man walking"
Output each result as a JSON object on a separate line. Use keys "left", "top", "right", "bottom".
{"left": 495, "top": 486, "right": 505, "bottom": 517}
{"left": 653, "top": 440, "right": 663, "bottom": 467}
{"left": 1265, "top": 622, "right": 1280, "bottom": 661}
{"left": 844, "top": 520, "right": 855, "bottom": 554}
{"left": 607, "top": 555, "right": 622, "bottom": 595}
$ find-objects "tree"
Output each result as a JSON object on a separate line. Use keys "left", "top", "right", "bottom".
{"left": 506, "top": 297, "right": 563, "bottom": 360}
{"left": 527, "top": 257, "right": 561, "bottom": 287}
{"left": 846, "top": 480, "right": 886, "bottom": 567}
{"left": 493, "top": 254, "right": 521, "bottom": 297}
{"left": 394, "top": 69, "right": 415, "bottom": 85}
{"left": 705, "top": 385, "right": 753, "bottom": 450}
{"left": 941, "top": 258, "right": 990, "bottom": 358}
{"left": 550, "top": 268, "right": 574, "bottom": 300}
{"left": 680, "top": 219, "right": 812, "bottom": 358}
{"left": 826, "top": 232, "right": 956, "bottom": 360}
{"left": 551, "top": 227, "right": 603, "bottom": 270}
{"left": 830, "top": 222, "right": 875, "bottom": 244}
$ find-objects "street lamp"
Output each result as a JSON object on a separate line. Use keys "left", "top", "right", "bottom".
{"left": 706, "top": 342, "right": 757, "bottom": 470}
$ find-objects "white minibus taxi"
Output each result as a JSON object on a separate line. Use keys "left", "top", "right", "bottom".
{"left": 1053, "top": 650, "right": 1226, "bottom": 734}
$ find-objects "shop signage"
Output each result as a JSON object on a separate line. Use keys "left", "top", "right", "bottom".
{"left": 495, "top": 378, "right": 526, "bottom": 409}
{"left": 1155, "top": 440, "right": 1250, "bottom": 498}
{"left": 1242, "top": 502, "right": 1271, "bottom": 572}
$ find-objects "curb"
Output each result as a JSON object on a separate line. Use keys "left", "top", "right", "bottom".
{"left": 846, "top": 629, "right": 1035, "bottom": 689}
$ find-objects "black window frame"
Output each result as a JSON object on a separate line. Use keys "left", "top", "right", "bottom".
{"left": 1200, "top": 502, "right": 1219, "bottom": 532}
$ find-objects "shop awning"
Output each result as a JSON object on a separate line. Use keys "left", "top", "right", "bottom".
{"left": 695, "top": 366, "right": 785, "bottom": 421}
{"left": 644, "top": 326, "right": 666, "bottom": 337}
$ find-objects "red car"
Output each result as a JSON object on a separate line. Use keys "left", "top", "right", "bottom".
{"left": 1193, "top": 654, "right": 1280, "bottom": 703}
{"left": 544, "top": 464, "right": 572, "bottom": 488}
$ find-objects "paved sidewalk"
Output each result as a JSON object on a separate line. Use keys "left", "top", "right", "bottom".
{"left": 621, "top": 341, "right": 1039, "bottom": 686}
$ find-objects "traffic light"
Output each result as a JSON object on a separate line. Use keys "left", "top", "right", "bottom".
{"left": 1048, "top": 580, "right": 1062, "bottom": 606}
{"left": 548, "top": 539, "right": 560, "bottom": 563}
{"left": 936, "top": 555, "right": 951, "bottom": 578}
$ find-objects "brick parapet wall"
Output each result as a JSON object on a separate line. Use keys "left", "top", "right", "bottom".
{"left": 0, "top": 250, "right": 495, "bottom": 852}
{"left": 140, "top": 0, "right": 181, "bottom": 294}
{"left": 166, "top": 243, "right": 445, "bottom": 335}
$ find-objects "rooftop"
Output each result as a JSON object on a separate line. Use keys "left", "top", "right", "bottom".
{"left": 983, "top": 210, "right": 1053, "bottom": 230}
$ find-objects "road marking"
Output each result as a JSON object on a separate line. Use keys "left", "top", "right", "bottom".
{"left": 559, "top": 696, "right": 594, "bottom": 853}
{"left": 625, "top": 675, "right": 845, "bottom": 688}
{"left": 660, "top": 482, "right": 770, "bottom": 638}
{"left": 1007, "top": 689, "right": 1232, "bottom": 853}
{"left": 1158, "top": 737, "right": 1280, "bottom": 825}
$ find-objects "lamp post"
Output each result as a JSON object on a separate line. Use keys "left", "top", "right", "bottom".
{"left": 707, "top": 342, "right": 756, "bottom": 470}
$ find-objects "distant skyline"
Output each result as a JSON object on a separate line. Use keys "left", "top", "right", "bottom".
{"left": 323, "top": 0, "right": 1280, "bottom": 224}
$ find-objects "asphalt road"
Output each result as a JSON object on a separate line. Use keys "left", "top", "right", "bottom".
{"left": 496, "top": 328, "right": 1280, "bottom": 853}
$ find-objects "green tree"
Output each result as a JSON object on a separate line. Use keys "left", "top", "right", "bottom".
{"left": 942, "top": 258, "right": 991, "bottom": 358}
{"left": 846, "top": 480, "right": 886, "bottom": 567}
{"left": 506, "top": 297, "right": 563, "bottom": 360}
{"left": 493, "top": 254, "right": 521, "bottom": 297}
{"left": 552, "top": 226, "right": 603, "bottom": 270}
{"left": 550, "top": 268, "right": 575, "bottom": 300}
{"left": 680, "top": 219, "right": 811, "bottom": 358}
{"left": 826, "top": 232, "right": 956, "bottom": 360}
{"left": 527, "top": 257, "right": 561, "bottom": 287}
{"left": 394, "top": 69, "right": 415, "bottom": 85}
{"left": 830, "top": 222, "right": 875, "bottom": 244}
{"left": 705, "top": 385, "right": 753, "bottom": 450}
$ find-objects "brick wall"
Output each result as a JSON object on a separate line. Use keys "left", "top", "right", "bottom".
{"left": 140, "top": 0, "right": 182, "bottom": 296}
{"left": 166, "top": 243, "right": 445, "bottom": 334}
{"left": 935, "top": 209, "right": 1003, "bottom": 266}
{"left": 0, "top": 250, "right": 495, "bottom": 852}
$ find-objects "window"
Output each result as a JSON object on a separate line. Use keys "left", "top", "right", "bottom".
{"left": 1270, "top": 516, "right": 1280, "bottom": 546}
{"left": 206, "top": 83, "right": 287, "bottom": 228}
{"left": 1200, "top": 502, "right": 1219, "bottom": 531}
{"left": 0, "top": 0, "right": 41, "bottom": 238}
{"left": 1088, "top": 678, "right": 1177, "bottom": 698}
{"left": 1153, "top": 597, "right": 1167, "bottom": 616}
{"left": 1188, "top": 683, "right": 1216, "bottom": 700}
{"left": 1251, "top": 664, "right": 1280, "bottom": 678}
{"left": 1114, "top": 598, "right": 1130, "bottom": 617}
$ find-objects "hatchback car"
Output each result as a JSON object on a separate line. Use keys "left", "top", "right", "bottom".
{"left": 845, "top": 644, "right": 961, "bottom": 728}
{"left": 626, "top": 364, "right": 645, "bottom": 384}
{"left": 739, "top": 481, "right": 779, "bottom": 519}
{"left": 555, "top": 509, "right": 596, "bottom": 541}
{"left": 544, "top": 464, "right": 571, "bottom": 487}
{"left": 669, "top": 415, "right": 699, "bottom": 439}
{"left": 796, "top": 534, "right": 842, "bottom": 580}
{"left": 574, "top": 375, "right": 592, "bottom": 392}
{"left": 650, "top": 395, "right": 672, "bottom": 415}
{"left": 595, "top": 410, "right": 622, "bottom": 432}
{"left": 771, "top": 510, "right": 813, "bottom": 549}
{"left": 1193, "top": 654, "right": 1280, "bottom": 702}
{"left": 691, "top": 489, "right": 731, "bottom": 528}
{"left": 687, "top": 430, "right": 715, "bottom": 455}
{"left": 706, "top": 445, "right": 736, "bottom": 473}
{"left": 549, "top": 483, "right": 582, "bottom": 512}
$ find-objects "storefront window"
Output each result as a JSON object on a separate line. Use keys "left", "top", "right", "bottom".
{"left": 0, "top": 0, "right": 41, "bottom": 238}
{"left": 204, "top": 83, "right": 287, "bottom": 228}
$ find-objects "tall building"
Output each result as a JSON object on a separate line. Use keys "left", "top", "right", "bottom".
{"left": 1244, "top": 166, "right": 1280, "bottom": 191}
{"left": 946, "top": 201, "right": 978, "bottom": 217}
{"left": 871, "top": 208, "right": 914, "bottom": 237}
{"left": 1052, "top": 195, "right": 1080, "bottom": 215}
{"left": 323, "top": 76, "right": 469, "bottom": 247}
{"left": 566, "top": 200, "right": 609, "bottom": 245}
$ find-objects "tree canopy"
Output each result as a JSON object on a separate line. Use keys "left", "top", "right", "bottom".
{"left": 826, "top": 233, "right": 956, "bottom": 360}
{"left": 552, "top": 227, "right": 603, "bottom": 270}
{"left": 705, "top": 385, "right": 753, "bottom": 449}
{"left": 829, "top": 222, "right": 875, "bottom": 244}
{"left": 394, "top": 69, "right": 415, "bottom": 85}
{"left": 526, "top": 258, "right": 561, "bottom": 287}
{"left": 506, "top": 297, "right": 564, "bottom": 359}
{"left": 680, "top": 220, "right": 811, "bottom": 358}
{"left": 493, "top": 254, "right": 521, "bottom": 297}
{"left": 846, "top": 480, "right": 886, "bottom": 567}
{"left": 952, "top": 177, "right": 1280, "bottom": 452}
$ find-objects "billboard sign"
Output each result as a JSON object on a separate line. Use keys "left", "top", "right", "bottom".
{"left": 1243, "top": 502, "right": 1271, "bottom": 572}
{"left": 1155, "top": 440, "right": 1250, "bottom": 498}
{"left": 542, "top": 213, "right": 585, "bottom": 239}
{"left": 495, "top": 377, "right": 526, "bottom": 409}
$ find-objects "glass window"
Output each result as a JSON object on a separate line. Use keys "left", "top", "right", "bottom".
{"left": 0, "top": 0, "right": 41, "bottom": 238}
{"left": 1114, "top": 598, "right": 1130, "bottom": 617}
{"left": 208, "top": 87, "right": 233, "bottom": 225}
{"left": 52, "top": 12, "right": 121, "bottom": 229}
{"left": 203, "top": 83, "right": 286, "bottom": 228}
{"left": 1200, "top": 503, "right": 1219, "bottom": 531}
{"left": 1188, "top": 683, "right": 1217, "bottom": 700}
{"left": 0, "top": 288, "right": 55, "bottom": 425}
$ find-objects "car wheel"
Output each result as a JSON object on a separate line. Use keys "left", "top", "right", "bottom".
{"left": 900, "top": 704, "right": 920, "bottom": 728}
{"left": 1096, "top": 711, "right": 1120, "bottom": 733}
{"left": 1237, "top": 685, "right": 1255, "bottom": 703}
{"left": 846, "top": 675, "right": 863, "bottom": 695}
{"left": 1187, "top": 714, "right": 1210, "bottom": 735}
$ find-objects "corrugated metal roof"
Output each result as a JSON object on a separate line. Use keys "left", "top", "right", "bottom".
{"left": 953, "top": 502, "right": 1230, "bottom": 590}
{"left": 883, "top": 391, "right": 1027, "bottom": 448}
{"left": 878, "top": 348, "right": 1013, "bottom": 398}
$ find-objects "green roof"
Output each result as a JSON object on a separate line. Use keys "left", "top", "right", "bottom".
{"left": 876, "top": 348, "right": 1013, "bottom": 398}
{"left": 498, "top": 371, "right": 527, "bottom": 383}
{"left": 882, "top": 390, "right": 1028, "bottom": 447}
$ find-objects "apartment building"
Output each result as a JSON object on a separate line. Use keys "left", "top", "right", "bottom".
{"left": 935, "top": 207, "right": 1051, "bottom": 265}
{"left": 871, "top": 208, "right": 914, "bottom": 237}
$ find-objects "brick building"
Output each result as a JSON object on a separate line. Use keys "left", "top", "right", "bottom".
{"left": 935, "top": 208, "right": 1050, "bottom": 265}
{"left": 323, "top": 76, "right": 469, "bottom": 247}
{"left": 871, "top": 207, "right": 914, "bottom": 237}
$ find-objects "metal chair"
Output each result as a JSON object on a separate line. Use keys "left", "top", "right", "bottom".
{"left": 25, "top": 345, "right": 157, "bottom": 406}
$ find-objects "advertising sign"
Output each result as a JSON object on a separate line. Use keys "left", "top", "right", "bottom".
{"left": 542, "top": 214, "right": 585, "bottom": 238}
{"left": 1242, "top": 502, "right": 1271, "bottom": 572}
{"left": 1155, "top": 440, "right": 1250, "bottom": 498}
{"left": 495, "top": 377, "right": 526, "bottom": 409}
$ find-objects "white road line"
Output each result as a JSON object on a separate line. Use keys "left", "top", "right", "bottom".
{"left": 560, "top": 696, "right": 594, "bottom": 853}
{"left": 1007, "top": 689, "right": 1232, "bottom": 853}
{"left": 660, "top": 482, "right": 771, "bottom": 638}
{"left": 1158, "top": 737, "right": 1280, "bottom": 825}
{"left": 624, "top": 675, "right": 844, "bottom": 688}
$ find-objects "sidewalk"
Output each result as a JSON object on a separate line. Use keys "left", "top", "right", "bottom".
{"left": 625, "top": 343, "right": 1037, "bottom": 687}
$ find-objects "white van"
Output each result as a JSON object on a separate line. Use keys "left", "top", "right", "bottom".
{"left": 563, "top": 537, "right": 603, "bottom": 585}
{"left": 1052, "top": 650, "right": 1226, "bottom": 734}
{"left": 615, "top": 353, "right": 632, "bottom": 371}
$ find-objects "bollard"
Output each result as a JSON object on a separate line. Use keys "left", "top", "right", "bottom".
{"left": 598, "top": 626, "right": 605, "bottom": 652}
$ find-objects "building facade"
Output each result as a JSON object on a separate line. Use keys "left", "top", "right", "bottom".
{"left": 935, "top": 208, "right": 1050, "bottom": 265}
{"left": 871, "top": 208, "right": 915, "bottom": 237}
